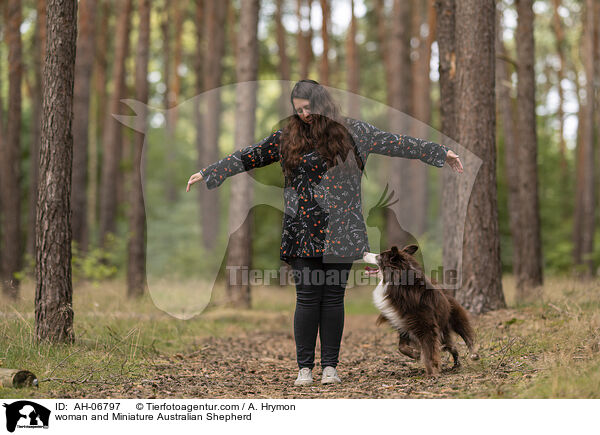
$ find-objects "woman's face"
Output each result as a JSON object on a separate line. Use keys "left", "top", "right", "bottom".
{"left": 292, "top": 98, "right": 313, "bottom": 123}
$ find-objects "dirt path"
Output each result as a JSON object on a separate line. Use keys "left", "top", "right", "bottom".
{"left": 45, "top": 310, "right": 542, "bottom": 399}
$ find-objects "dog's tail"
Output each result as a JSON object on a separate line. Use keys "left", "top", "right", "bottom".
{"left": 448, "top": 296, "right": 480, "bottom": 360}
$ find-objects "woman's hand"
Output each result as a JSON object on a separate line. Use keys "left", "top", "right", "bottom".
{"left": 445, "top": 149, "right": 463, "bottom": 173}
{"left": 186, "top": 171, "right": 204, "bottom": 192}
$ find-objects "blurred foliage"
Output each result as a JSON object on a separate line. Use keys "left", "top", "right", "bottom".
{"left": 1, "top": 0, "right": 598, "bottom": 284}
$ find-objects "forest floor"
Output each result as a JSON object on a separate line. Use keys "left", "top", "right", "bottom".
{"left": 1, "top": 273, "right": 599, "bottom": 399}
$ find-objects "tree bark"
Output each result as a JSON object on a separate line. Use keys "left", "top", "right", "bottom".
{"left": 454, "top": 0, "right": 505, "bottom": 314}
{"left": 575, "top": 0, "right": 597, "bottom": 275}
{"left": 276, "top": 0, "right": 291, "bottom": 116}
{"left": 88, "top": 0, "right": 111, "bottom": 244}
{"left": 435, "top": 0, "right": 461, "bottom": 295}
{"left": 345, "top": 0, "right": 360, "bottom": 119}
{"left": 194, "top": 0, "right": 205, "bottom": 232}
{"left": 551, "top": 0, "right": 568, "bottom": 176}
{"left": 226, "top": 0, "right": 260, "bottom": 308}
{"left": 496, "top": 6, "right": 522, "bottom": 281}
{"left": 200, "top": 0, "right": 228, "bottom": 251}
{"left": 99, "top": 0, "right": 132, "bottom": 246}
{"left": 386, "top": 0, "right": 413, "bottom": 248}
{"left": 297, "top": 0, "right": 314, "bottom": 80}
{"left": 127, "top": 0, "right": 150, "bottom": 298}
{"left": 163, "top": 0, "right": 181, "bottom": 204}
{"left": 26, "top": 0, "right": 47, "bottom": 260}
{"left": 319, "top": 0, "right": 330, "bottom": 85}
{"left": 1, "top": 0, "right": 23, "bottom": 297}
{"left": 227, "top": 0, "right": 238, "bottom": 61}
{"left": 0, "top": 29, "right": 3, "bottom": 281}
{"left": 71, "top": 0, "right": 97, "bottom": 253}
{"left": 161, "top": 2, "right": 172, "bottom": 202}
{"left": 411, "top": 0, "right": 435, "bottom": 127}
{"left": 374, "top": 0, "right": 391, "bottom": 100}
{"left": 596, "top": 1, "right": 600, "bottom": 242}
{"left": 573, "top": 98, "right": 585, "bottom": 266}
{"left": 35, "top": 0, "right": 77, "bottom": 343}
{"left": 407, "top": 0, "right": 434, "bottom": 236}
{"left": 515, "top": 0, "right": 543, "bottom": 296}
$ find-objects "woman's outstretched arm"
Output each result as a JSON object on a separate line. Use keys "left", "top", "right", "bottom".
{"left": 186, "top": 129, "right": 283, "bottom": 191}
{"left": 349, "top": 118, "right": 461, "bottom": 171}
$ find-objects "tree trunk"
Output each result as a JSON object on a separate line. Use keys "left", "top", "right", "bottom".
{"left": 435, "top": 0, "right": 461, "bottom": 295}
{"left": 227, "top": 0, "right": 238, "bottom": 61}
{"left": 386, "top": 0, "right": 413, "bottom": 248}
{"left": 161, "top": 2, "right": 172, "bottom": 202}
{"left": 194, "top": 0, "right": 205, "bottom": 229}
{"left": 573, "top": 98, "right": 585, "bottom": 266}
{"left": 407, "top": 0, "right": 434, "bottom": 236}
{"left": 127, "top": 0, "right": 150, "bottom": 298}
{"left": 226, "top": 0, "right": 260, "bottom": 309}
{"left": 0, "top": 0, "right": 23, "bottom": 297}
{"left": 99, "top": 0, "right": 132, "bottom": 246}
{"left": 276, "top": 0, "right": 291, "bottom": 117}
{"left": 596, "top": 1, "right": 600, "bottom": 241}
{"left": 575, "top": 0, "right": 597, "bottom": 275}
{"left": 297, "top": 0, "right": 312, "bottom": 80}
{"left": 515, "top": 0, "right": 543, "bottom": 296}
{"left": 35, "top": 0, "right": 77, "bottom": 343}
{"left": 71, "top": 0, "right": 97, "bottom": 253}
{"left": 496, "top": 6, "right": 522, "bottom": 281}
{"left": 89, "top": 0, "right": 111, "bottom": 245}
{"left": 551, "top": 0, "right": 568, "bottom": 177}
{"left": 163, "top": 0, "right": 180, "bottom": 204}
{"left": 345, "top": 0, "right": 360, "bottom": 119}
{"left": 374, "top": 0, "right": 391, "bottom": 100}
{"left": 26, "top": 0, "right": 46, "bottom": 260}
{"left": 172, "top": 3, "right": 184, "bottom": 118}
{"left": 0, "top": 34, "right": 3, "bottom": 283}
{"left": 200, "top": 0, "right": 228, "bottom": 252}
{"left": 411, "top": 0, "right": 435, "bottom": 126}
{"left": 296, "top": 0, "right": 304, "bottom": 79}
{"left": 454, "top": 0, "right": 505, "bottom": 314}
{"left": 319, "top": 0, "right": 330, "bottom": 85}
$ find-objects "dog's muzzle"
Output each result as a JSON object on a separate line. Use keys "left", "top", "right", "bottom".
{"left": 363, "top": 252, "right": 380, "bottom": 275}
{"left": 363, "top": 252, "right": 379, "bottom": 264}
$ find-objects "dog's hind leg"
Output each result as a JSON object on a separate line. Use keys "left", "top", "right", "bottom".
{"left": 398, "top": 334, "right": 420, "bottom": 360}
{"left": 448, "top": 296, "right": 480, "bottom": 360}
{"left": 441, "top": 334, "right": 460, "bottom": 369}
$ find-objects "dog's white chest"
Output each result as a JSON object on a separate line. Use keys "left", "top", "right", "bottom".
{"left": 372, "top": 278, "right": 408, "bottom": 332}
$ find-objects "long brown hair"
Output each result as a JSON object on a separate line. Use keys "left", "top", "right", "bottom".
{"left": 280, "top": 79, "right": 364, "bottom": 179}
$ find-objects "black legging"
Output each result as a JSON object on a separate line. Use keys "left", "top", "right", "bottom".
{"left": 289, "top": 257, "right": 354, "bottom": 369}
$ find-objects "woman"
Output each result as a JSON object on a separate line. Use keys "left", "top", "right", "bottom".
{"left": 186, "top": 79, "right": 463, "bottom": 386}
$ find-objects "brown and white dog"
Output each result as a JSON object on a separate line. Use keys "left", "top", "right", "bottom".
{"left": 363, "top": 245, "right": 479, "bottom": 377}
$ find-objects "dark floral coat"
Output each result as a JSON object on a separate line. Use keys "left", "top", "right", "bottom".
{"left": 199, "top": 117, "right": 449, "bottom": 264}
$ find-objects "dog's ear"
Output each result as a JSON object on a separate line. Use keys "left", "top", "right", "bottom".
{"left": 402, "top": 244, "right": 419, "bottom": 255}
{"left": 390, "top": 246, "right": 400, "bottom": 261}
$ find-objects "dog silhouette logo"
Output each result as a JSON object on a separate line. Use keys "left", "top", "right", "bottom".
{"left": 3, "top": 401, "right": 51, "bottom": 432}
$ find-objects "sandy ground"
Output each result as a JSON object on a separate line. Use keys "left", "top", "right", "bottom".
{"left": 44, "top": 309, "right": 539, "bottom": 399}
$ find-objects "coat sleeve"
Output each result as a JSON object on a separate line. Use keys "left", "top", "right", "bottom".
{"left": 199, "top": 129, "right": 283, "bottom": 189}
{"left": 351, "top": 119, "right": 449, "bottom": 168}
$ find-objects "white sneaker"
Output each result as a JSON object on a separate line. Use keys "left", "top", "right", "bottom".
{"left": 294, "top": 367, "right": 313, "bottom": 386}
{"left": 321, "top": 366, "right": 341, "bottom": 384}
